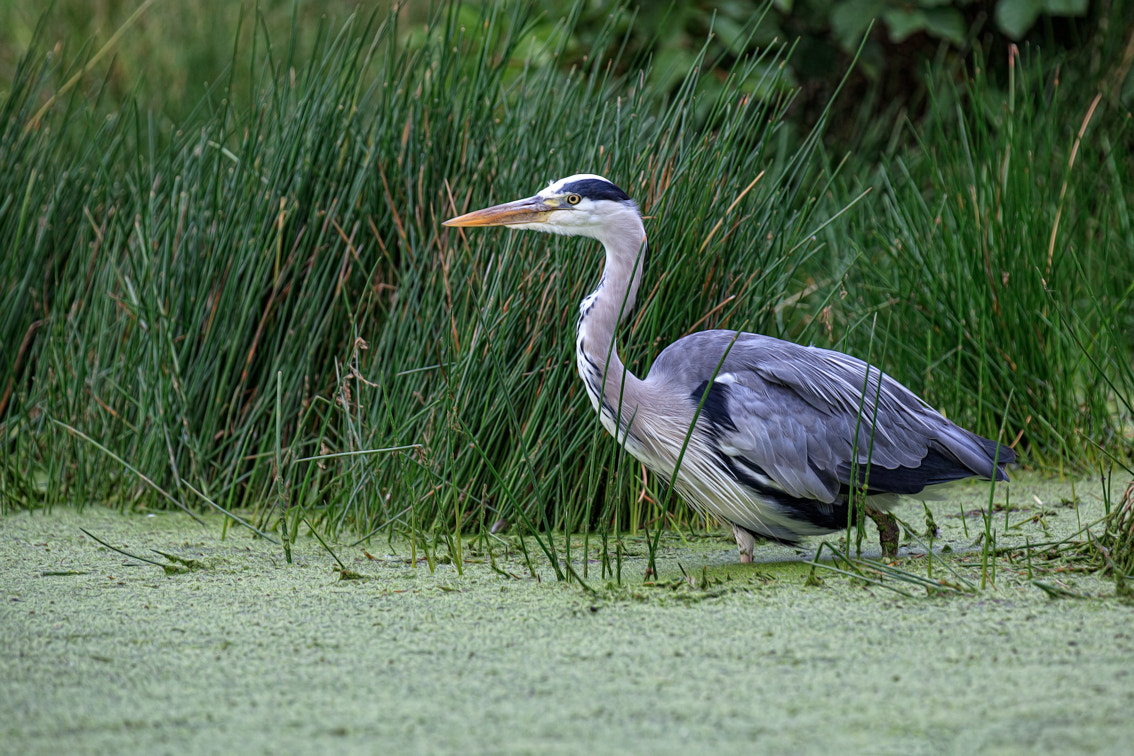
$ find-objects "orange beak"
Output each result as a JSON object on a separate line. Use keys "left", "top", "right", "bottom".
{"left": 443, "top": 197, "right": 552, "bottom": 228}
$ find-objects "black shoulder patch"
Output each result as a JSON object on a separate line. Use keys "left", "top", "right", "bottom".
{"left": 560, "top": 178, "right": 632, "bottom": 203}
{"left": 692, "top": 380, "right": 736, "bottom": 434}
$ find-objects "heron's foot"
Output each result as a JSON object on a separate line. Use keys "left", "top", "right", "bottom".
{"left": 731, "top": 523, "right": 756, "bottom": 564}
{"left": 866, "top": 508, "right": 900, "bottom": 559}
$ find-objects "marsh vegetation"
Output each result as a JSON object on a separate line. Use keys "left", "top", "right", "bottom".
{"left": 3, "top": 2, "right": 1134, "bottom": 751}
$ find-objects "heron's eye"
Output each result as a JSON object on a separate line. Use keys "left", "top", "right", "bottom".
{"left": 566, "top": 194, "right": 582, "bottom": 205}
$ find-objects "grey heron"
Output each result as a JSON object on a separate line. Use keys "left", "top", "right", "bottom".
{"left": 444, "top": 174, "right": 1014, "bottom": 561}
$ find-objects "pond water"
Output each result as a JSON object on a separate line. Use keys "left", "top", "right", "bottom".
{"left": 3, "top": 474, "right": 1132, "bottom": 754}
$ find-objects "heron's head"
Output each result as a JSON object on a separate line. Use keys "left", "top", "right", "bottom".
{"left": 443, "top": 174, "right": 641, "bottom": 243}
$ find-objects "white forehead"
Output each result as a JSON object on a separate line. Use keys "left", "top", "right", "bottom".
{"left": 539, "top": 174, "right": 613, "bottom": 196}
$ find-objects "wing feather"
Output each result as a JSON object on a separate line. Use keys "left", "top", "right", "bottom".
{"left": 650, "top": 331, "right": 1013, "bottom": 505}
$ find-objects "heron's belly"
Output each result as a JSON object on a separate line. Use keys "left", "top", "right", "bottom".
{"left": 592, "top": 398, "right": 870, "bottom": 542}
{"left": 620, "top": 434, "right": 858, "bottom": 542}
{"left": 674, "top": 476, "right": 847, "bottom": 541}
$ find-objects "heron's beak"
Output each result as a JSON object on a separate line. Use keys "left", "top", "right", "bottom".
{"left": 443, "top": 196, "right": 552, "bottom": 228}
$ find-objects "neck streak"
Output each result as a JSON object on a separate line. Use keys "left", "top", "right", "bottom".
{"left": 574, "top": 225, "right": 647, "bottom": 440}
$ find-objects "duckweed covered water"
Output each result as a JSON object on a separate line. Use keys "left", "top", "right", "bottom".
{"left": 3, "top": 475, "right": 1133, "bottom": 755}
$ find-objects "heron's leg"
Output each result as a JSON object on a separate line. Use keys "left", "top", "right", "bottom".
{"left": 731, "top": 523, "right": 756, "bottom": 563}
{"left": 866, "top": 507, "right": 900, "bottom": 559}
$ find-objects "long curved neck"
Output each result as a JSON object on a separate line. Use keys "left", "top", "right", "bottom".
{"left": 574, "top": 213, "right": 648, "bottom": 436}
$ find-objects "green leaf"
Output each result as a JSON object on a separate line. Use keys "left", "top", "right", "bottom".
{"left": 883, "top": 7, "right": 964, "bottom": 45}
{"left": 997, "top": 0, "right": 1087, "bottom": 40}
{"left": 924, "top": 7, "right": 967, "bottom": 44}
{"left": 831, "top": 0, "right": 885, "bottom": 51}
{"left": 882, "top": 9, "right": 930, "bottom": 43}
{"left": 995, "top": 0, "right": 1043, "bottom": 39}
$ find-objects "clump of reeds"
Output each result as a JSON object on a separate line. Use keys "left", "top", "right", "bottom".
{"left": 1093, "top": 482, "right": 1134, "bottom": 593}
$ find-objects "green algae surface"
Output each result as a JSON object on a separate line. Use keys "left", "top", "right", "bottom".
{"left": 4, "top": 475, "right": 1134, "bottom": 755}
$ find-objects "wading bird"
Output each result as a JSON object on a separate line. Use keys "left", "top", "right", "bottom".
{"left": 444, "top": 175, "right": 1013, "bottom": 561}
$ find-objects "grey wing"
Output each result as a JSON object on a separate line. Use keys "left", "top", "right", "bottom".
{"left": 651, "top": 331, "right": 1013, "bottom": 504}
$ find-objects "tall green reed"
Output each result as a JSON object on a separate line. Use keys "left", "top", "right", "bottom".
{"left": 843, "top": 46, "right": 1132, "bottom": 469}
{"left": 0, "top": 3, "right": 842, "bottom": 544}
